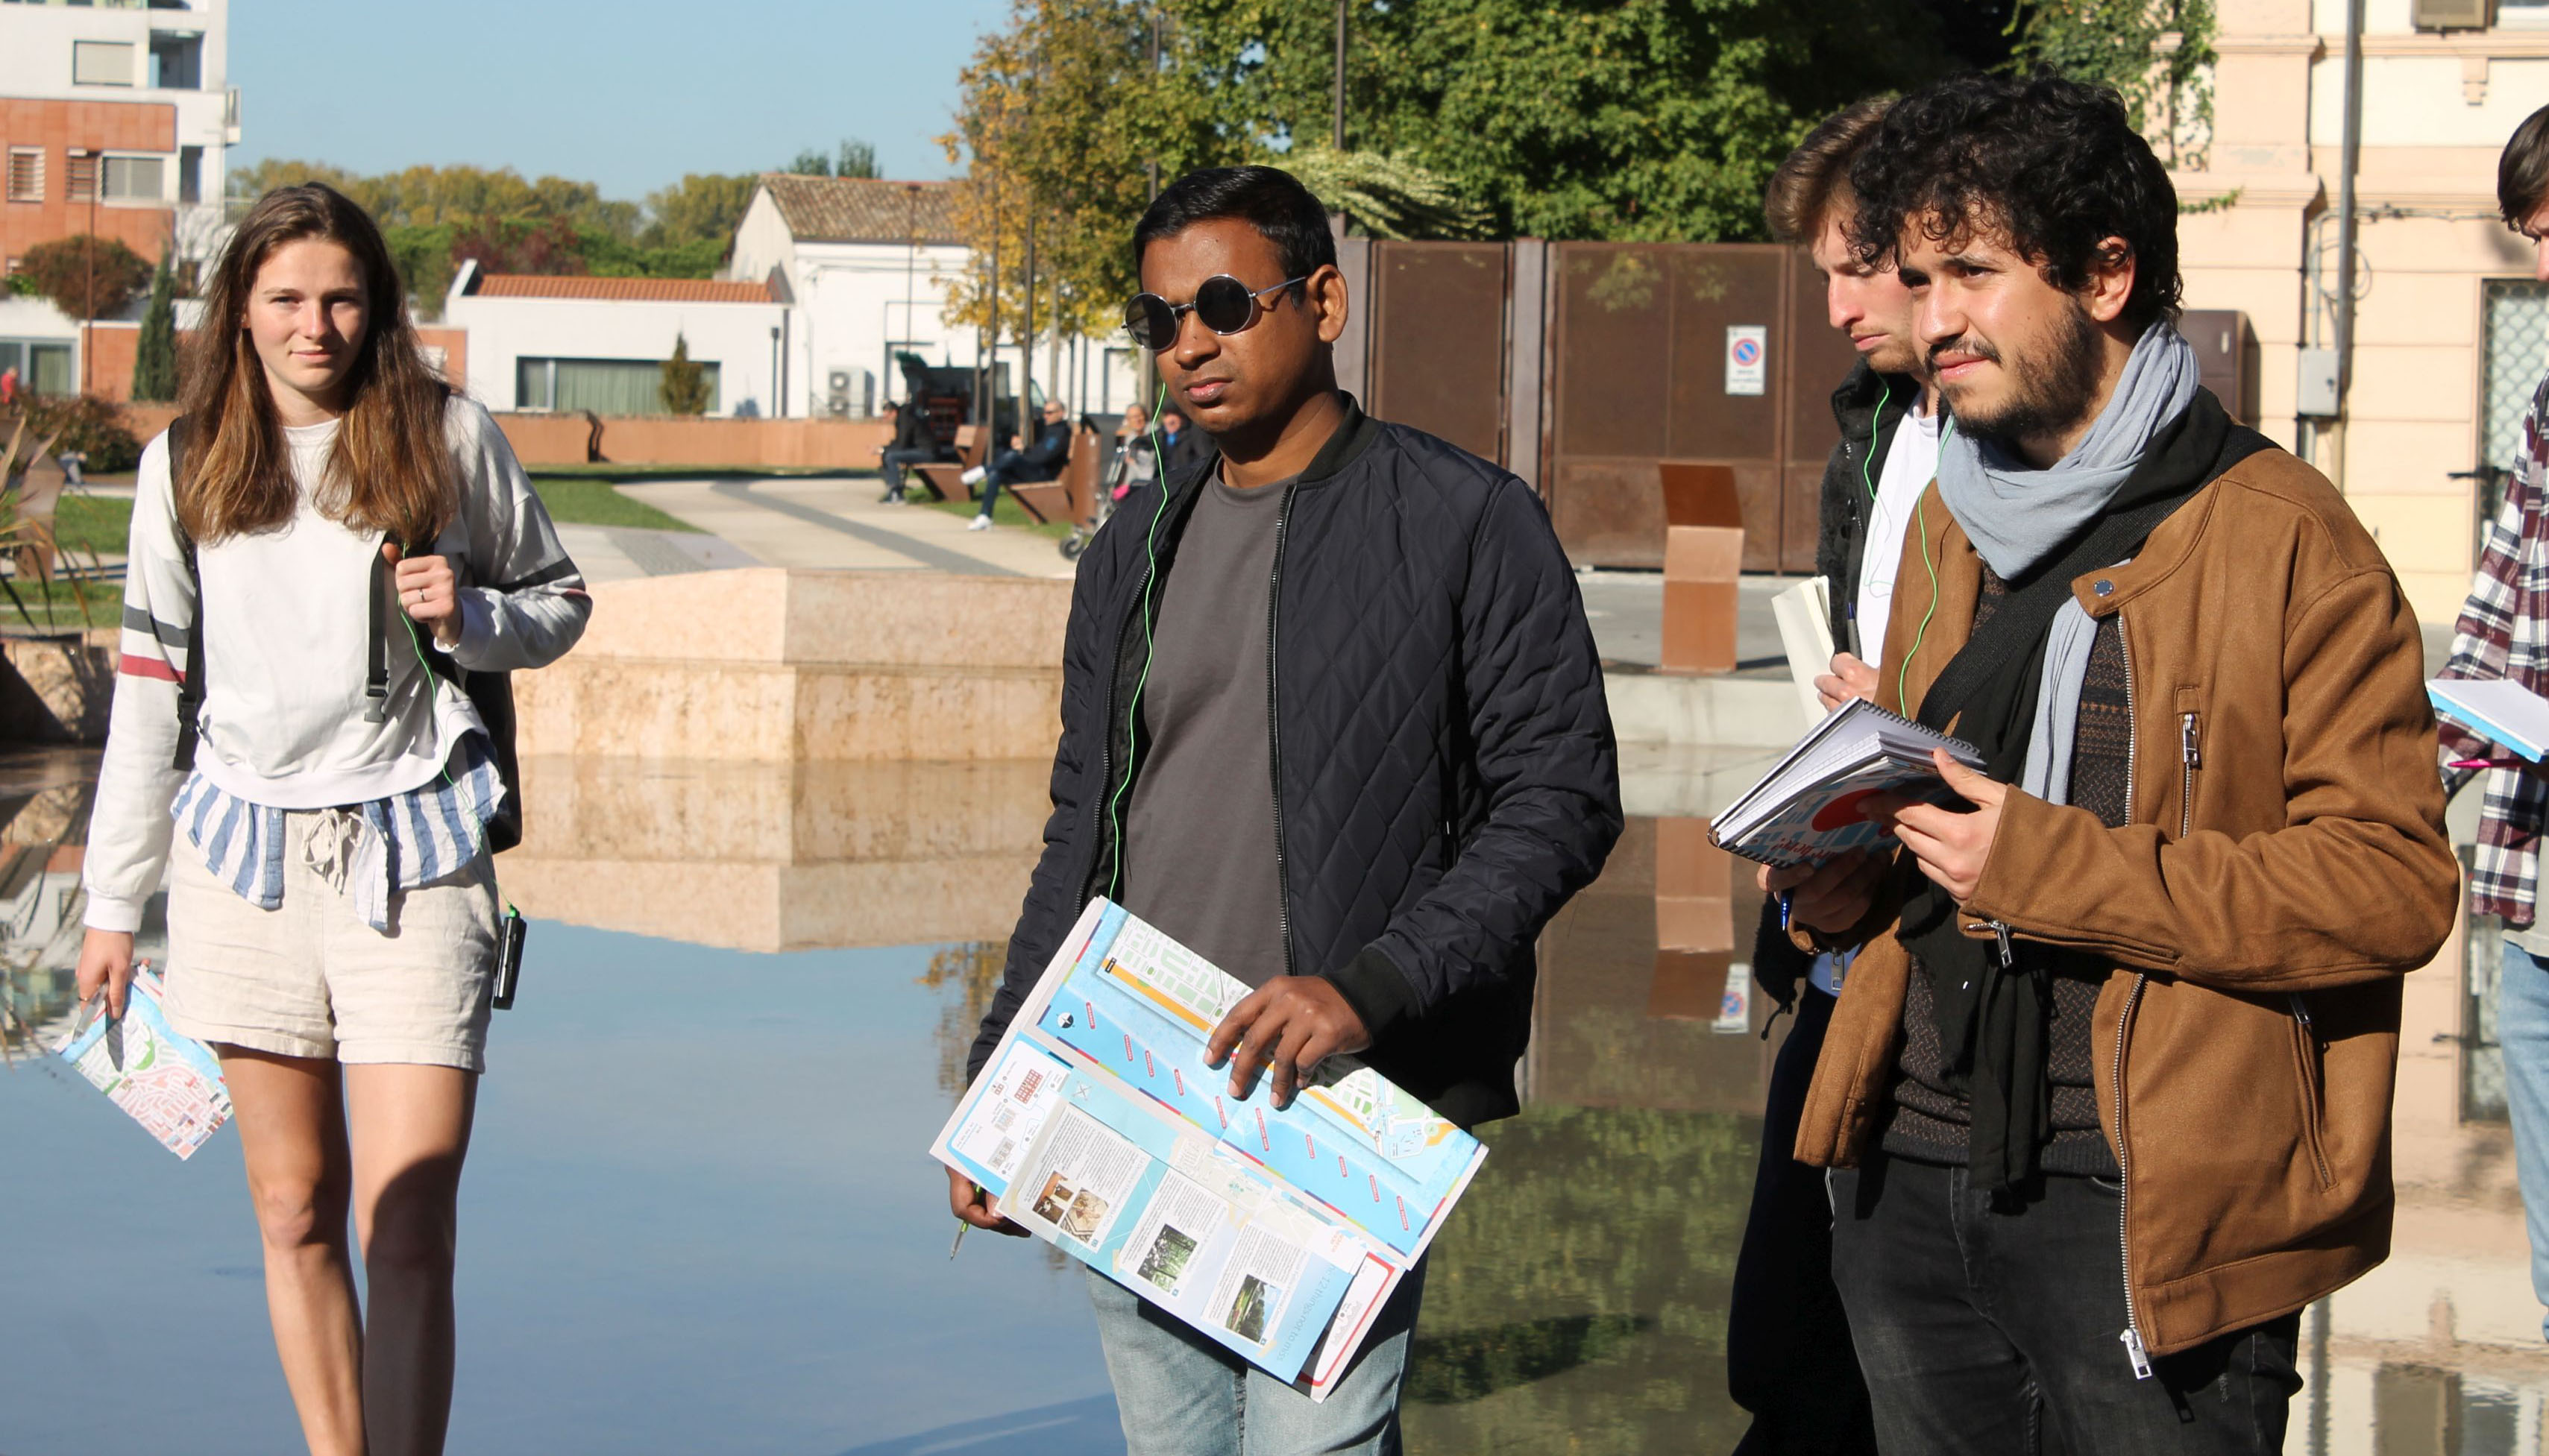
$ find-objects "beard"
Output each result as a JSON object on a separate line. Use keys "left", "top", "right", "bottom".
{"left": 1937, "top": 300, "right": 2106, "bottom": 450}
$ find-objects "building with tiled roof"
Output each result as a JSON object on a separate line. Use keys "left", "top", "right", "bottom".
{"left": 468, "top": 273, "right": 781, "bottom": 305}
{"left": 444, "top": 258, "right": 788, "bottom": 417}
{"left": 729, "top": 174, "right": 1135, "bottom": 421}
{"left": 752, "top": 174, "right": 961, "bottom": 247}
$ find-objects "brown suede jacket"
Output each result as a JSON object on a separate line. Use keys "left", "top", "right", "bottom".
{"left": 1797, "top": 439, "right": 2459, "bottom": 1361}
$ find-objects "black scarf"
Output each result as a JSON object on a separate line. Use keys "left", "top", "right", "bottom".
{"left": 1899, "top": 389, "right": 2260, "bottom": 1194}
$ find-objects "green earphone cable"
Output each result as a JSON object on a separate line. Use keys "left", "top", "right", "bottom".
{"left": 1895, "top": 414, "right": 1955, "bottom": 714}
{"left": 392, "top": 552, "right": 457, "bottom": 789}
{"left": 1102, "top": 379, "right": 1173, "bottom": 900}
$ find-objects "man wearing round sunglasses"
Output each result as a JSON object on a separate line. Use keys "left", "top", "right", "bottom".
{"left": 952, "top": 166, "right": 1621, "bottom": 1453}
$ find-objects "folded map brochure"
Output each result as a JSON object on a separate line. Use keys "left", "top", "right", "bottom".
{"left": 933, "top": 899, "right": 1487, "bottom": 1399}
{"left": 2430, "top": 677, "right": 2549, "bottom": 763}
{"left": 1712, "top": 699, "right": 1987, "bottom": 869}
{"left": 54, "top": 968, "right": 233, "bottom": 1160}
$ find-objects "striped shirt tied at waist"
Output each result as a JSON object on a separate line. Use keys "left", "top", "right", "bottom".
{"left": 171, "top": 734, "right": 505, "bottom": 933}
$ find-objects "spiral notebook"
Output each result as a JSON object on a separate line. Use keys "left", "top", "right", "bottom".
{"left": 1711, "top": 699, "right": 1984, "bottom": 869}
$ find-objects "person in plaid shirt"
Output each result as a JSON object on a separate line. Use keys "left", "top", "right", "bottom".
{"left": 2438, "top": 101, "right": 2549, "bottom": 1340}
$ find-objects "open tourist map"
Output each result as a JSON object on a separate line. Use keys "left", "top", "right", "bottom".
{"left": 54, "top": 969, "right": 233, "bottom": 1160}
{"left": 934, "top": 899, "right": 1488, "bottom": 1399}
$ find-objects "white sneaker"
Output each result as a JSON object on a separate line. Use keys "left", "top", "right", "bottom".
{"left": 968, "top": 515, "right": 993, "bottom": 532}
{"left": 960, "top": 465, "right": 988, "bottom": 487}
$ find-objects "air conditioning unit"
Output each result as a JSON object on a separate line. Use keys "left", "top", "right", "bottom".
{"left": 2412, "top": 0, "right": 2488, "bottom": 30}
{"left": 825, "top": 367, "right": 874, "bottom": 419}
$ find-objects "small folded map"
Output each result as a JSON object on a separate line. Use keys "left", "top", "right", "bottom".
{"left": 54, "top": 970, "right": 233, "bottom": 1160}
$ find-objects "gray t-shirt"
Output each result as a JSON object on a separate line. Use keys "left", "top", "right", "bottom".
{"left": 1120, "top": 470, "right": 1292, "bottom": 989}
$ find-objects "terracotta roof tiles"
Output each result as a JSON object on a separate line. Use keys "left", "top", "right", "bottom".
{"left": 758, "top": 174, "right": 962, "bottom": 246}
{"left": 471, "top": 274, "right": 779, "bottom": 303}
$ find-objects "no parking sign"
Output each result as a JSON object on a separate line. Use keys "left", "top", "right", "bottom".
{"left": 1725, "top": 325, "right": 1767, "bottom": 397}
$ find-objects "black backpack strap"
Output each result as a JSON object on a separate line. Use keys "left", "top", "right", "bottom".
{"left": 168, "top": 417, "right": 205, "bottom": 772}
{"left": 364, "top": 546, "right": 391, "bottom": 722}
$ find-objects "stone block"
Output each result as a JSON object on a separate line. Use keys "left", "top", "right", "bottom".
{"left": 512, "top": 568, "right": 1071, "bottom": 763}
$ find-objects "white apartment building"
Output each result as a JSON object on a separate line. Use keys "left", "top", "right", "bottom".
{"left": 1, "top": 0, "right": 238, "bottom": 396}
{"left": 441, "top": 260, "right": 790, "bottom": 419}
{"left": 726, "top": 172, "right": 1137, "bottom": 420}
{"left": 2180, "top": 0, "right": 2549, "bottom": 622}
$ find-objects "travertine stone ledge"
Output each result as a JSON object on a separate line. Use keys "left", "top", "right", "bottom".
{"left": 513, "top": 568, "right": 1071, "bottom": 763}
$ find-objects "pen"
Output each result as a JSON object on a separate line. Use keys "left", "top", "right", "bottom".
{"left": 1779, "top": 892, "right": 1794, "bottom": 931}
{"left": 951, "top": 1181, "right": 990, "bottom": 1258}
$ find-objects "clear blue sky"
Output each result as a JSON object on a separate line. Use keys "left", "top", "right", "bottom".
{"left": 227, "top": 0, "right": 1013, "bottom": 202}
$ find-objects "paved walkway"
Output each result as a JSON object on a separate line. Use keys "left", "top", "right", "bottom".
{"left": 615, "top": 476, "right": 1078, "bottom": 579}
{"left": 553, "top": 524, "right": 760, "bottom": 587}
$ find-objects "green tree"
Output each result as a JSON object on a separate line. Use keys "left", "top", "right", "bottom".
{"left": 16, "top": 235, "right": 154, "bottom": 321}
{"left": 785, "top": 139, "right": 881, "bottom": 178}
{"left": 2012, "top": 0, "right": 2216, "bottom": 167}
{"left": 939, "top": 0, "right": 1969, "bottom": 341}
{"left": 130, "top": 256, "right": 178, "bottom": 403}
{"left": 1280, "top": 145, "right": 1490, "bottom": 241}
{"left": 229, "top": 159, "right": 641, "bottom": 237}
{"left": 659, "top": 334, "right": 711, "bottom": 415}
{"left": 386, "top": 223, "right": 459, "bottom": 318}
{"left": 641, "top": 172, "right": 759, "bottom": 248}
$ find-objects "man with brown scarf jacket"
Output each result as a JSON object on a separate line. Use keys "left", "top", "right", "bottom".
{"left": 1769, "top": 73, "right": 2459, "bottom": 1454}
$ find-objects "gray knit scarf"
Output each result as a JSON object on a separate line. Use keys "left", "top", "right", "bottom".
{"left": 1934, "top": 321, "right": 2200, "bottom": 801}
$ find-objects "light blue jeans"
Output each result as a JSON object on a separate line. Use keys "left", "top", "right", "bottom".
{"left": 2506, "top": 943, "right": 2549, "bottom": 1343}
{"left": 1084, "top": 1256, "right": 1427, "bottom": 1455}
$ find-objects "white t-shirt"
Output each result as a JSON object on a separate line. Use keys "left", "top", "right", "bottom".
{"left": 1814, "top": 398, "right": 1942, "bottom": 998}
{"left": 1852, "top": 404, "right": 1945, "bottom": 669}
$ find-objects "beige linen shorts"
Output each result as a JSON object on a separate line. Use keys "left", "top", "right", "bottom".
{"left": 163, "top": 808, "right": 502, "bottom": 1072}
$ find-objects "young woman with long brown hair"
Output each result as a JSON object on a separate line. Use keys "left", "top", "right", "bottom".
{"left": 75, "top": 183, "right": 589, "bottom": 1455}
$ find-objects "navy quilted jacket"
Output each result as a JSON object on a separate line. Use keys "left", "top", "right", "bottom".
{"left": 968, "top": 398, "right": 1624, "bottom": 1127}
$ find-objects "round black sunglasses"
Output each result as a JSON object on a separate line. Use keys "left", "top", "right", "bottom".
{"left": 1123, "top": 274, "right": 1310, "bottom": 352}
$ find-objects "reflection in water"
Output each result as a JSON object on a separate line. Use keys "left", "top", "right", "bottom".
{"left": 4, "top": 744, "right": 2543, "bottom": 1455}
{"left": 504, "top": 754, "right": 1050, "bottom": 952}
{"left": 1403, "top": 817, "right": 1771, "bottom": 1451}
{"left": 2306, "top": 877, "right": 2547, "bottom": 1456}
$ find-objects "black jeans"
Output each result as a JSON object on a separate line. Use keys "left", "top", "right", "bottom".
{"left": 1729, "top": 985, "right": 1877, "bottom": 1455}
{"left": 879, "top": 446, "right": 934, "bottom": 496}
{"left": 1831, "top": 1153, "right": 2301, "bottom": 1455}
{"left": 977, "top": 450, "right": 1052, "bottom": 516}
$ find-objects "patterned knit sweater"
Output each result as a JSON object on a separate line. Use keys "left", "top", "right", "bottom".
{"left": 1880, "top": 567, "right": 2124, "bottom": 1179}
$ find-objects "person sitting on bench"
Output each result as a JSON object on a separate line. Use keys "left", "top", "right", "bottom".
{"left": 876, "top": 400, "right": 940, "bottom": 504}
{"left": 970, "top": 398, "right": 1072, "bottom": 530}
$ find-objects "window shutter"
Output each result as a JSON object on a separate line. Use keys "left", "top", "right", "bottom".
{"left": 4, "top": 149, "right": 41, "bottom": 204}
{"left": 72, "top": 41, "right": 136, "bottom": 87}
{"left": 2410, "top": 0, "right": 2489, "bottom": 27}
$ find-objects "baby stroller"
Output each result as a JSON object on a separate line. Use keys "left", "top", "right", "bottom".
{"left": 1060, "top": 427, "right": 1158, "bottom": 561}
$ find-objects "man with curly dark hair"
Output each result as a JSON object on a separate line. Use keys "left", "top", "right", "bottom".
{"left": 1764, "top": 70, "right": 2458, "bottom": 1453}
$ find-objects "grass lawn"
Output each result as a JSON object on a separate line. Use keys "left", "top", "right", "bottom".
{"left": 526, "top": 476, "right": 701, "bottom": 533}
{"left": 0, "top": 579, "right": 120, "bottom": 634}
{"left": 50, "top": 491, "right": 134, "bottom": 560}
{"left": 0, "top": 491, "right": 132, "bottom": 630}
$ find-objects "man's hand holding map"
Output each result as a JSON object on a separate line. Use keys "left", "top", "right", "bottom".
{"left": 931, "top": 900, "right": 1487, "bottom": 1400}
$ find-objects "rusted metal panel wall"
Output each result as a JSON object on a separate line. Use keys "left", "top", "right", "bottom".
{"left": 1537, "top": 242, "right": 1856, "bottom": 572}
{"left": 1366, "top": 242, "right": 1512, "bottom": 466}
{"left": 1345, "top": 236, "right": 1869, "bottom": 572}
